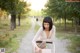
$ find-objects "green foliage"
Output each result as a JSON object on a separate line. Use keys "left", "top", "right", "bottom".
{"left": 0, "top": 0, "right": 30, "bottom": 15}
{"left": 44, "top": 0, "right": 80, "bottom": 20}
{"left": 17, "top": 1, "right": 30, "bottom": 15}
{"left": 0, "top": 0, "right": 19, "bottom": 14}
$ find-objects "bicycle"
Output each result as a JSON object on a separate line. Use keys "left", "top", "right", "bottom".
{"left": 33, "top": 40, "right": 53, "bottom": 53}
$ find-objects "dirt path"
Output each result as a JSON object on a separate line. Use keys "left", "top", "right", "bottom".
{"left": 17, "top": 17, "right": 36, "bottom": 53}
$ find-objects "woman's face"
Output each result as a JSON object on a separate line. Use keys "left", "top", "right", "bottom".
{"left": 43, "top": 22, "right": 49, "bottom": 30}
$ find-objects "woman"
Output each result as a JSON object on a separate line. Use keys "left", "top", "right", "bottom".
{"left": 32, "top": 16, "right": 56, "bottom": 53}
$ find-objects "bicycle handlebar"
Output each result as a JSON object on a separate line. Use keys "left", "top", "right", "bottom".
{"left": 36, "top": 41, "right": 53, "bottom": 44}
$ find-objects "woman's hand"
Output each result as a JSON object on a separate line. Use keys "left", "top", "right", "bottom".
{"left": 42, "top": 40, "right": 46, "bottom": 44}
{"left": 37, "top": 47, "right": 42, "bottom": 51}
{"left": 38, "top": 41, "right": 46, "bottom": 49}
{"left": 36, "top": 47, "right": 42, "bottom": 53}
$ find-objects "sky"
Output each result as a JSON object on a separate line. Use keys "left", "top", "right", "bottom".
{"left": 24, "top": 0, "right": 48, "bottom": 11}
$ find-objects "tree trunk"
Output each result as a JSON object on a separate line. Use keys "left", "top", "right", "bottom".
{"left": 18, "top": 14, "right": 20, "bottom": 26}
{"left": 74, "top": 17, "right": 77, "bottom": 34}
{"left": 58, "top": 18, "right": 60, "bottom": 26}
{"left": 72, "top": 19, "right": 74, "bottom": 27}
{"left": 64, "top": 17, "right": 67, "bottom": 31}
{"left": 79, "top": 18, "right": 80, "bottom": 25}
{"left": 60, "top": 18, "right": 62, "bottom": 26}
{"left": 10, "top": 14, "right": 16, "bottom": 30}
{"left": 64, "top": 9, "right": 67, "bottom": 31}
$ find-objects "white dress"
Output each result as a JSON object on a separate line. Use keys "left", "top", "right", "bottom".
{"left": 32, "top": 25, "right": 56, "bottom": 53}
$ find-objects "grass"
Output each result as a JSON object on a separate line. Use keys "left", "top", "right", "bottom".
{"left": 0, "top": 17, "right": 31, "bottom": 53}
{"left": 55, "top": 23, "right": 80, "bottom": 53}
{"left": 64, "top": 33, "right": 80, "bottom": 53}
{"left": 34, "top": 24, "right": 40, "bottom": 32}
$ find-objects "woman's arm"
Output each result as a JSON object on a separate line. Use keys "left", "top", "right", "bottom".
{"left": 52, "top": 25, "right": 56, "bottom": 42}
{"left": 52, "top": 25, "right": 56, "bottom": 53}
{"left": 32, "top": 27, "right": 42, "bottom": 48}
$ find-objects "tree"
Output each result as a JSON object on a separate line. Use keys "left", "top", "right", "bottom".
{"left": 0, "top": 0, "right": 30, "bottom": 30}
{"left": 17, "top": 1, "right": 30, "bottom": 26}
{"left": 0, "top": 0, "right": 19, "bottom": 30}
{"left": 44, "top": 0, "right": 80, "bottom": 33}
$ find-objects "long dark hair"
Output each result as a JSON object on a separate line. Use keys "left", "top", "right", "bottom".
{"left": 42, "top": 16, "right": 53, "bottom": 31}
